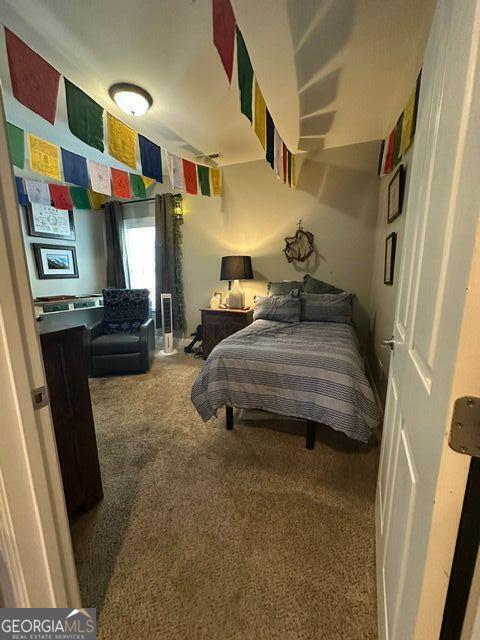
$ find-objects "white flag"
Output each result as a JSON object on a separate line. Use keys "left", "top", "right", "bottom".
{"left": 165, "top": 151, "right": 185, "bottom": 191}
{"left": 274, "top": 129, "right": 283, "bottom": 179}
{"left": 87, "top": 159, "right": 111, "bottom": 195}
{"left": 25, "top": 179, "right": 50, "bottom": 205}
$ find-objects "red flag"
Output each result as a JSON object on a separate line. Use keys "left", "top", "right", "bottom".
{"left": 282, "top": 142, "right": 288, "bottom": 183}
{"left": 212, "top": 0, "right": 236, "bottom": 82}
{"left": 5, "top": 27, "right": 60, "bottom": 124}
{"left": 49, "top": 184, "right": 73, "bottom": 210}
{"left": 182, "top": 159, "right": 198, "bottom": 195}
{"left": 383, "top": 129, "right": 396, "bottom": 174}
{"left": 111, "top": 168, "right": 131, "bottom": 199}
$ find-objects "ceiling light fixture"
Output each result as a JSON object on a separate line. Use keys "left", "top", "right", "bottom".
{"left": 108, "top": 83, "right": 153, "bottom": 117}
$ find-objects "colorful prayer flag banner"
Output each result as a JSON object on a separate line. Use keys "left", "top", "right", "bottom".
{"left": 107, "top": 113, "right": 137, "bottom": 170}
{"left": 49, "top": 184, "right": 73, "bottom": 210}
{"left": 254, "top": 80, "right": 266, "bottom": 149}
{"left": 70, "top": 186, "right": 91, "bottom": 210}
{"left": 282, "top": 142, "right": 287, "bottom": 182}
{"left": 28, "top": 133, "right": 61, "bottom": 180}
{"left": 197, "top": 165, "right": 211, "bottom": 196}
{"left": 182, "top": 159, "right": 198, "bottom": 195}
{"left": 6, "top": 122, "right": 24, "bottom": 169}
{"left": 210, "top": 167, "right": 222, "bottom": 196}
{"left": 65, "top": 78, "right": 104, "bottom": 152}
{"left": 15, "top": 177, "right": 29, "bottom": 205}
{"left": 130, "top": 173, "right": 146, "bottom": 198}
{"left": 383, "top": 129, "right": 395, "bottom": 175}
{"left": 142, "top": 176, "right": 155, "bottom": 189}
{"left": 87, "top": 159, "right": 111, "bottom": 195}
{"left": 212, "top": 0, "right": 236, "bottom": 82}
{"left": 25, "top": 179, "right": 51, "bottom": 205}
{"left": 111, "top": 167, "right": 131, "bottom": 199}
{"left": 236, "top": 27, "right": 253, "bottom": 123}
{"left": 400, "top": 90, "right": 416, "bottom": 156}
{"left": 61, "top": 148, "right": 89, "bottom": 188}
{"left": 138, "top": 134, "right": 163, "bottom": 182}
{"left": 265, "top": 109, "right": 274, "bottom": 169}
{"left": 291, "top": 154, "right": 297, "bottom": 188}
{"left": 287, "top": 150, "right": 292, "bottom": 186}
{"left": 88, "top": 190, "right": 107, "bottom": 210}
{"left": 5, "top": 27, "right": 60, "bottom": 124}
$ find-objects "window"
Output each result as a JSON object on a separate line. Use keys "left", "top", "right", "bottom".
{"left": 124, "top": 217, "right": 156, "bottom": 310}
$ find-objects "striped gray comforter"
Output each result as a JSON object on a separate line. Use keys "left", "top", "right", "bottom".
{"left": 191, "top": 320, "right": 381, "bottom": 443}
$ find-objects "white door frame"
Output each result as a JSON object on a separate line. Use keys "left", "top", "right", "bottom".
{"left": 0, "top": 91, "right": 80, "bottom": 606}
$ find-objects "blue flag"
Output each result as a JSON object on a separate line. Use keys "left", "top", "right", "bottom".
{"left": 61, "top": 148, "right": 89, "bottom": 188}
{"left": 138, "top": 135, "right": 163, "bottom": 183}
{"left": 266, "top": 109, "right": 274, "bottom": 169}
{"left": 15, "top": 176, "right": 28, "bottom": 205}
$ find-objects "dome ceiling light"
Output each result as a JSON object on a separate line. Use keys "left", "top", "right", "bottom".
{"left": 108, "top": 83, "right": 153, "bottom": 117}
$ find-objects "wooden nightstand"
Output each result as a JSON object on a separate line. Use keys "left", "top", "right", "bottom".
{"left": 201, "top": 307, "right": 254, "bottom": 359}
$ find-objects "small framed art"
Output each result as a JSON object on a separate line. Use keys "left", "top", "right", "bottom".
{"left": 25, "top": 202, "right": 76, "bottom": 241}
{"left": 33, "top": 243, "right": 79, "bottom": 279}
{"left": 384, "top": 232, "right": 397, "bottom": 285}
{"left": 387, "top": 164, "right": 406, "bottom": 223}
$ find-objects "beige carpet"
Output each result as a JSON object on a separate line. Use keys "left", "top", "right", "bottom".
{"left": 71, "top": 353, "right": 379, "bottom": 640}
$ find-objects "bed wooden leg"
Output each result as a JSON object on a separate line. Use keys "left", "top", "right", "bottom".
{"left": 306, "top": 421, "right": 316, "bottom": 450}
{"left": 226, "top": 405, "right": 234, "bottom": 430}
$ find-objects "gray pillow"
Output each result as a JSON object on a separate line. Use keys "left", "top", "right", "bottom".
{"left": 254, "top": 292, "right": 301, "bottom": 323}
{"left": 268, "top": 280, "right": 304, "bottom": 295}
{"left": 303, "top": 274, "right": 343, "bottom": 294}
{"left": 300, "top": 292, "right": 354, "bottom": 323}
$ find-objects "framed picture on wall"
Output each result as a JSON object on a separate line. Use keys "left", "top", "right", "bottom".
{"left": 25, "top": 202, "right": 76, "bottom": 241}
{"left": 33, "top": 243, "right": 79, "bottom": 279}
{"left": 384, "top": 232, "right": 397, "bottom": 285}
{"left": 387, "top": 164, "right": 406, "bottom": 223}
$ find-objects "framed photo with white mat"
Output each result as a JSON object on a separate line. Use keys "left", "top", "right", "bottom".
{"left": 33, "top": 243, "right": 79, "bottom": 279}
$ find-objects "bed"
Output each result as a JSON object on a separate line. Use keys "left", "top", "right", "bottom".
{"left": 191, "top": 319, "right": 381, "bottom": 448}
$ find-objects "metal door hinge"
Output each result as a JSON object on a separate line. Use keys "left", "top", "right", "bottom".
{"left": 32, "top": 385, "right": 49, "bottom": 410}
{"left": 449, "top": 397, "right": 480, "bottom": 456}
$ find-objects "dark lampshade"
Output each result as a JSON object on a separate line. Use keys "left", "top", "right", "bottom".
{"left": 220, "top": 255, "right": 253, "bottom": 281}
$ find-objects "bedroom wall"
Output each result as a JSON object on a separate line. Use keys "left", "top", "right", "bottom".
{"left": 367, "top": 145, "right": 413, "bottom": 404}
{"left": 20, "top": 206, "right": 107, "bottom": 298}
{"left": 137, "top": 140, "right": 380, "bottom": 342}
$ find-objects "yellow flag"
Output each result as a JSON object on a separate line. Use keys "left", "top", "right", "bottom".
{"left": 254, "top": 80, "right": 266, "bottom": 149}
{"left": 28, "top": 133, "right": 61, "bottom": 180}
{"left": 88, "top": 190, "right": 107, "bottom": 210}
{"left": 400, "top": 90, "right": 416, "bottom": 156}
{"left": 107, "top": 113, "right": 137, "bottom": 169}
{"left": 291, "top": 154, "right": 297, "bottom": 188}
{"left": 142, "top": 176, "right": 155, "bottom": 189}
{"left": 210, "top": 167, "right": 222, "bottom": 196}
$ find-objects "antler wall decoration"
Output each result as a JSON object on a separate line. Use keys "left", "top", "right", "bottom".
{"left": 283, "top": 220, "right": 315, "bottom": 263}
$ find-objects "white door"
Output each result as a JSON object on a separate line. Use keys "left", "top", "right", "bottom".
{"left": 376, "top": 0, "right": 480, "bottom": 638}
{"left": 0, "top": 92, "right": 80, "bottom": 606}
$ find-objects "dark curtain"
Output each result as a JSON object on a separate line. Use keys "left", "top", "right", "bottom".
{"left": 105, "top": 200, "right": 129, "bottom": 288}
{"left": 155, "top": 194, "right": 186, "bottom": 335}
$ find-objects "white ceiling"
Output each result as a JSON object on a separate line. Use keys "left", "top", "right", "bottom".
{"left": 0, "top": 0, "right": 435, "bottom": 167}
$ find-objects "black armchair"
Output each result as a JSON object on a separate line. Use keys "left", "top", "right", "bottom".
{"left": 85, "top": 288, "right": 155, "bottom": 377}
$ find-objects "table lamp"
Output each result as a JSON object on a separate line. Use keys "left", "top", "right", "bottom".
{"left": 220, "top": 256, "right": 253, "bottom": 309}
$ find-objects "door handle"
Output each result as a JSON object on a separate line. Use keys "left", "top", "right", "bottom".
{"left": 382, "top": 336, "right": 396, "bottom": 351}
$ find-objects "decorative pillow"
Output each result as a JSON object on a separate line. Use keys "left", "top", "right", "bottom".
{"left": 303, "top": 274, "right": 343, "bottom": 294}
{"left": 103, "top": 288, "right": 151, "bottom": 334}
{"left": 254, "top": 292, "right": 301, "bottom": 323}
{"left": 300, "top": 292, "right": 354, "bottom": 323}
{"left": 268, "top": 280, "right": 304, "bottom": 295}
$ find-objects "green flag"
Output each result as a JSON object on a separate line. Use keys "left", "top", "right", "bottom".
{"left": 130, "top": 173, "right": 146, "bottom": 198}
{"left": 236, "top": 28, "right": 253, "bottom": 123}
{"left": 197, "top": 165, "right": 211, "bottom": 196}
{"left": 6, "top": 122, "right": 24, "bottom": 168}
{"left": 65, "top": 78, "right": 104, "bottom": 151}
{"left": 70, "top": 186, "right": 91, "bottom": 209}
{"left": 392, "top": 113, "right": 404, "bottom": 167}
